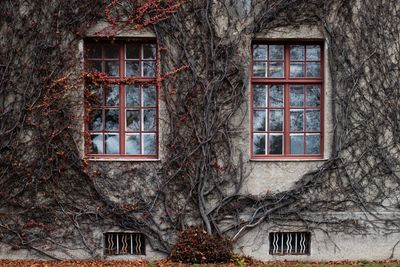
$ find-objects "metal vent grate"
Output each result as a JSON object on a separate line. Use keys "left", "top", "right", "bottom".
{"left": 104, "top": 232, "right": 145, "bottom": 255}
{"left": 269, "top": 232, "right": 310, "bottom": 255}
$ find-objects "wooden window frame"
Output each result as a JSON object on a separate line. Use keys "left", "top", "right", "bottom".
{"left": 84, "top": 39, "right": 159, "bottom": 159}
{"left": 251, "top": 41, "right": 324, "bottom": 160}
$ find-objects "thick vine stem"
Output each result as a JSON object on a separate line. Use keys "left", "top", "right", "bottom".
{"left": 0, "top": 0, "right": 399, "bottom": 259}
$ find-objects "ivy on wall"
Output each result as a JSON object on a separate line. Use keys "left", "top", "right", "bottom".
{"left": 0, "top": 0, "right": 399, "bottom": 260}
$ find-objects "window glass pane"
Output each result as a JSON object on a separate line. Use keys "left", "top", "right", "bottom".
{"left": 290, "top": 85, "right": 304, "bottom": 107}
{"left": 126, "top": 134, "right": 140, "bottom": 154}
{"left": 88, "top": 85, "right": 103, "bottom": 106}
{"left": 253, "top": 62, "right": 267, "bottom": 77}
{"left": 269, "top": 110, "right": 283, "bottom": 131}
{"left": 253, "top": 134, "right": 266, "bottom": 155}
{"left": 90, "top": 134, "right": 103, "bottom": 154}
{"left": 105, "top": 85, "right": 119, "bottom": 106}
{"left": 126, "top": 61, "right": 140, "bottom": 76}
{"left": 253, "top": 110, "right": 266, "bottom": 131}
{"left": 269, "top": 62, "right": 284, "bottom": 77}
{"left": 306, "top": 85, "right": 320, "bottom": 107}
{"left": 104, "top": 44, "right": 119, "bottom": 58}
{"left": 306, "top": 45, "right": 321, "bottom": 60}
{"left": 306, "top": 110, "right": 320, "bottom": 131}
{"left": 87, "top": 44, "right": 102, "bottom": 58}
{"left": 290, "top": 45, "right": 304, "bottom": 60}
{"left": 143, "top": 61, "right": 156, "bottom": 77}
{"left": 269, "top": 45, "right": 284, "bottom": 60}
{"left": 143, "top": 133, "right": 156, "bottom": 154}
{"left": 88, "top": 60, "right": 102, "bottom": 72}
{"left": 290, "top": 62, "right": 304, "bottom": 77}
{"left": 306, "top": 134, "right": 320, "bottom": 154}
{"left": 290, "top": 134, "right": 304, "bottom": 154}
{"left": 253, "top": 84, "right": 268, "bottom": 107}
{"left": 143, "top": 109, "right": 156, "bottom": 131}
{"left": 306, "top": 62, "right": 320, "bottom": 77}
{"left": 105, "top": 134, "right": 119, "bottom": 154}
{"left": 126, "top": 44, "right": 140, "bottom": 59}
{"left": 89, "top": 109, "right": 102, "bottom": 130}
{"left": 253, "top": 85, "right": 267, "bottom": 107}
{"left": 143, "top": 44, "right": 156, "bottom": 59}
{"left": 126, "top": 110, "right": 140, "bottom": 131}
{"left": 269, "top": 85, "right": 284, "bottom": 107}
{"left": 105, "top": 109, "right": 119, "bottom": 130}
{"left": 253, "top": 45, "right": 267, "bottom": 60}
{"left": 105, "top": 61, "right": 119, "bottom": 76}
{"left": 269, "top": 134, "right": 283, "bottom": 154}
{"left": 126, "top": 85, "right": 140, "bottom": 106}
{"left": 290, "top": 110, "right": 304, "bottom": 131}
{"left": 142, "top": 85, "right": 157, "bottom": 107}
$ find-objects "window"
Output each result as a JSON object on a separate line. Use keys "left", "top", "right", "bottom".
{"left": 85, "top": 41, "right": 158, "bottom": 159}
{"left": 269, "top": 232, "right": 311, "bottom": 255}
{"left": 251, "top": 43, "right": 323, "bottom": 159}
{"left": 104, "top": 232, "right": 146, "bottom": 255}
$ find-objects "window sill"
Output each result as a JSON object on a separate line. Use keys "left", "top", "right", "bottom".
{"left": 86, "top": 158, "right": 161, "bottom": 162}
{"left": 250, "top": 157, "right": 328, "bottom": 162}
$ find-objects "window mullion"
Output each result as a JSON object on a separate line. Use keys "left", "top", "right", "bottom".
{"left": 120, "top": 43, "right": 125, "bottom": 155}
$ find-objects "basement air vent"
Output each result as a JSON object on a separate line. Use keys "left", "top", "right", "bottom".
{"left": 104, "top": 232, "right": 145, "bottom": 255}
{"left": 269, "top": 232, "right": 310, "bottom": 255}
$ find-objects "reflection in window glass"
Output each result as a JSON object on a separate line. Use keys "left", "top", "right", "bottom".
{"left": 126, "top": 110, "right": 140, "bottom": 131}
{"left": 142, "top": 85, "right": 157, "bottom": 107}
{"left": 105, "top": 134, "right": 119, "bottom": 154}
{"left": 290, "top": 45, "right": 304, "bottom": 60}
{"left": 126, "top": 61, "right": 140, "bottom": 76}
{"left": 143, "top": 44, "right": 156, "bottom": 59}
{"left": 253, "top": 110, "right": 266, "bottom": 131}
{"left": 306, "top": 45, "right": 320, "bottom": 60}
{"left": 269, "top": 62, "right": 284, "bottom": 77}
{"left": 143, "top": 61, "right": 156, "bottom": 77}
{"left": 306, "top": 134, "right": 320, "bottom": 154}
{"left": 253, "top": 45, "right": 268, "bottom": 60}
{"left": 306, "top": 85, "right": 320, "bottom": 107}
{"left": 269, "top": 45, "right": 284, "bottom": 60}
{"left": 290, "top": 85, "right": 304, "bottom": 107}
{"left": 290, "top": 110, "right": 304, "bottom": 131}
{"left": 290, "top": 62, "right": 304, "bottom": 77}
{"left": 126, "top": 85, "right": 140, "bottom": 106}
{"left": 290, "top": 134, "right": 304, "bottom": 154}
{"left": 105, "top": 109, "right": 119, "bottom": 130}
{"left": 126, "top": 134, "right": 140, "bottom": 154}
{"left": 253, "top": 134, "right": 266, "bottom": 155}
{"left": 269, "top": 134, "right": 283, "bottom": 154}
{"left": 90, "top": 134, "right": 103, "bottom": 154}
{"left": 105, "top": 61, "right": 119, "bottom": 76}
{"left": 143, "top": 109, "right": 156, "bottom": 131}
{"left": 143, "top": 134, "right": 156, "bottom": 154}
{"left": 306, "top": 110, "right": 320, "bottom": 131}
{"left": 89, "top": 109, "right": 103, "bottom": 131}
{"left": 253, "top": 85, "right": 267, "bottom": 107}
{"left": 269, "top": 110, "right": 283, "bottom": 131}
{"left": 253, "top": 62, "right": 267, "bottom": 77}
{"left": 269, "top": 85, "right": 284, "bottom": 107}
{"left": 105, "top": 85, "right": 119, "bottom": 106}
{"left": 306, "top": 62, "right": 320, "bottom": 77}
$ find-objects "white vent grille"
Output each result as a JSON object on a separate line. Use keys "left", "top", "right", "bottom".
{"left": 104, "top": 232, "right": 145, "bottom": 255}
{"left": 269, "top": 232, "right": 310, "bottom": 255}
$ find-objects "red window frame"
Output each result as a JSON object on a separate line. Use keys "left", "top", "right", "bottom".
{"left": 251, "top": 41, "right": 324, "bottom": 159}
{"left": 84, "top": 39, "right": 159, "bottom": 159}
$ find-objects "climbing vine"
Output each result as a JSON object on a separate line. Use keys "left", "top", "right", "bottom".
{"left": 0, "top": 0, "right": 399, "bottom": 260}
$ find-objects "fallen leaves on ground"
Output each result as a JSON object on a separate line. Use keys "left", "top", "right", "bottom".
{"left": 0, "top": 259, "right": 400, "bottom": 267}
